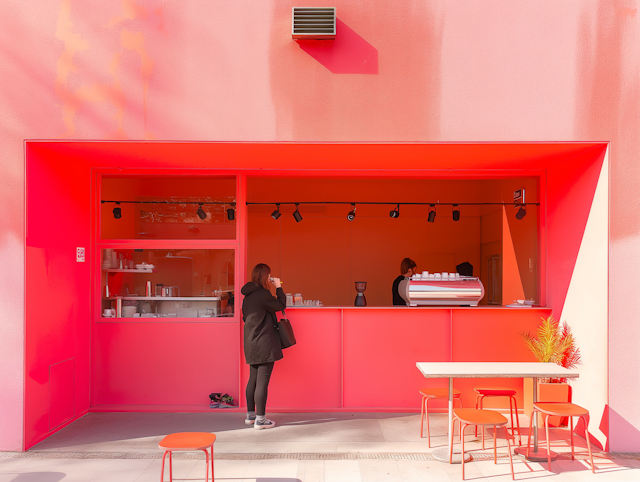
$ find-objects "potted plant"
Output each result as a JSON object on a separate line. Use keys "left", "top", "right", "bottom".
{"left": 520, "top": 316, "right": 582, "bottom": 426}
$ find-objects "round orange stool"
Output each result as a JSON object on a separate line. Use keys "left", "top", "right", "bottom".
{"left": 451, "top": 408, "right": 514, "bottom": 481}
{"left": 474, "top": 387, "right": 521, "bottom": 445}
{"left": 159, "top": 432, "right": 216, "bottom": 482}
{"left": 527, "top": 402, "right": 595, "bottom": 473}
{"left": 419, "top": 387, "right": 462, "bottom": 447}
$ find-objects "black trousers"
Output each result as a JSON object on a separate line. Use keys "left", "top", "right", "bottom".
{"left": 246, "top": 362, "right": 275, "bottom": 416}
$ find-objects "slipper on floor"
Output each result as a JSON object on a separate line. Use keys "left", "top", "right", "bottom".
{"left": 219, "top": 393, "right": 238, "bottom": 408}
{"left": 209, "top": 392, "right": 222, "bottom": 408}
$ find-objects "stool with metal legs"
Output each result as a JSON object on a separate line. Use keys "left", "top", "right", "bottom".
{"left": 159, "top": 432, "right": 216, "bottom": 482}
{"left": 419, "top": 388, "right": 463, "bottom": 447}
{"left": 474, "top": 387, "right": 522, "bottom": 445}
{"left": 527, "top": 402, "right": 595, "bottom": 473}
{"left": 450, "top": 408, "right": 515, "bottom": 481}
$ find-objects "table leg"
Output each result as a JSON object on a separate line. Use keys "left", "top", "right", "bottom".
{"left": 431, "top": 378, "right": 471, "bottom": 464}
{"left": 514, "top": 376, "right": 558, "bottom": 462}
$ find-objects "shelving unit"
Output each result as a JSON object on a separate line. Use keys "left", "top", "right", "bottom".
{"left": 101, "top": 256, "right": 231, "bottom": 319}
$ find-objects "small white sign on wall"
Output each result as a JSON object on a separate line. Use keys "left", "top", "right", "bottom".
{"left": 76, "top": 247, "right": 85, "bottom": 262}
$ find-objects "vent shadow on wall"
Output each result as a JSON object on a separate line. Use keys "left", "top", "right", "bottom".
{"left": 292, "top": 7, "right": 336, "bottom": 39}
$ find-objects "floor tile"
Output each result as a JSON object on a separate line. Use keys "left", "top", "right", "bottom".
{"left": 301, "top": 460, "right": 325, "bottom": 482}
{"left": 358, "top": 459, "right": 403, "bottom": 482}
{"left": 325, "top": 460, "right": 362, "bottom": 482}
{"left": 243, "top": 459, "right": 300, "bottom": 478}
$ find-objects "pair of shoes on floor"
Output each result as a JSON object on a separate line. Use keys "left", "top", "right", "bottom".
{"left": 209, "top": 392, "right": 238, "bottom": 409}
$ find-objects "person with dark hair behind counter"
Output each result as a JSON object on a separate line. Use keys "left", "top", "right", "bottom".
{"left": 392, "top": 258, "right": 417, "bottom": 305}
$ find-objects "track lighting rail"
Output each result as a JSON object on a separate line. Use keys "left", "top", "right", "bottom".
{"left": 101, "top": 200, "right": 234, "bottom": 205}
{"left": 245, "top": 201, "right": 539, "bottom": 206}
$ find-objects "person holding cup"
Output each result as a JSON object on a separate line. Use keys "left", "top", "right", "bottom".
{"left": 241, "top": 263, "right": 286, "bottom": 429}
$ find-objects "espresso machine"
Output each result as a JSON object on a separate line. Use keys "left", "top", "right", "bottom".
{"left": 403, "top": 275, "right": 485, "bottom": 306}
{"left": 354, "top": 281, "right": 367, "bottom": 306}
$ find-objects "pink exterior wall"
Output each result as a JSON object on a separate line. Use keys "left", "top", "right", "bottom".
{"left": 1, "top": 1, "right": 639, "bottom": 451}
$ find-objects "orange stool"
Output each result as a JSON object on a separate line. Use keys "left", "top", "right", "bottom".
{"left": 527, "top": 402, "right": 595, "bottom": 473}
{"left": 474, "top": 388, "right": 521, "bottom": 445}
{"left": 159, "top": 432, "right": 216, "bottom": 482}
{"left": 419, "top": 387, "right": 462, "bottom": 447}
{"left": 451, "top": 408, "right": 515, "bottom": 481}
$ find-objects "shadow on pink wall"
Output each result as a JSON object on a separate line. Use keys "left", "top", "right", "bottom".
{"left": 296, "top": 19, "right": 378, "bottom": 74}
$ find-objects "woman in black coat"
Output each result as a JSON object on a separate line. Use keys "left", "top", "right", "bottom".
{"left": 241, "top": 263, "right": 286, "bottom": 429}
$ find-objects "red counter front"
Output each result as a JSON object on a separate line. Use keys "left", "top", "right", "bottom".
{"left": 92, "top": 306, "right": 549, "bottom": 413}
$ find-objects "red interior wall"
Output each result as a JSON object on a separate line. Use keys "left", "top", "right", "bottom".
{"left": 247, "top": 178, "right": 540, "bottom": 306}
{"left": 247, "top": 178, "right": 523, "bottom": 306}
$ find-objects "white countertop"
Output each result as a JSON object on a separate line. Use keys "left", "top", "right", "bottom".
{"left": 416, "top": 362, "right": 578, "bottom": 379}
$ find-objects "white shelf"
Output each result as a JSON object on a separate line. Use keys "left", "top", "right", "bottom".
{"left": 103, "top": 269, "right": 155, "bottom": 273}
{"left": 105, "top": 296, "right": 221, "bottom": 301}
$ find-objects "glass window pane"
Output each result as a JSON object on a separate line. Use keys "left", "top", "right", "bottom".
{"left": 100, "top": 248, "right": 235, "bottom": 319}
{"left": 101, "top": 177, "right": 236, "bottom": 239}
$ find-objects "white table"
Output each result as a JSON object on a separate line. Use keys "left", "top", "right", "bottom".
{"left": 416, "top": 362, "right": 579, "bottom": 463}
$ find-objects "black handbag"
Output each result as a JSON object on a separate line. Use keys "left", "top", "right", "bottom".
{"left": 277, "top": 310, "right": 296, "bottom": 349}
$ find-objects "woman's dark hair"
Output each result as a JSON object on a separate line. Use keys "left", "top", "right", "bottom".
{"left": 400, "top": 258, "right": 417, "bottom": 275}
{"left": 252, "top": 263, "right": 271, "bottom": 289}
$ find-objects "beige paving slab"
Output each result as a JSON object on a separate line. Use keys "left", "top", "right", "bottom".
{"left": 438, "top": 455, "right": 488, "bottom": 482}
{"left": 48, "top": 459, "right": 115, "bottom": 482}
{"left": 0, "top": 458, "right": 68, "bottom": 479}
{"left": 89, "top": 459, "right": 158, "bottom": 482}
{"left": 242, "top": 459, "right": 300, "bottom": 478}
{"left": 357, "top": 459, "right": 403, "bottom": 482}
{"left": 301, "top": 460, "right": 325, "bottom": 482}
{"left": 211, "top": 459, "right": 252, "bottom": 479}
{"left": 394, "top": 460, "right": 453, "bottom": 482}
{"left": 146, "top": 458, "right": 200, "bottom": 482}
{"left": 297, "top": 459, "right": 307, "bottom": 481}
{"left": 325, "top": 460, "right": 362, "bottom": 482}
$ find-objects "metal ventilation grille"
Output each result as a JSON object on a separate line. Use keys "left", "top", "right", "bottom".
{"left": 292, "top": 7, "right": 336, "bottom": 39}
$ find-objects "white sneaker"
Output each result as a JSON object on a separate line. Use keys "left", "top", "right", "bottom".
{"left": 245, "top": 416, "right": 256, "bottom": 425}
{"left": 254, "top": 418, "right": 276, "bottom": 430}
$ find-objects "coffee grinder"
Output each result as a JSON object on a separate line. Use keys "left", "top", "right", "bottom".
{"left": 354, "top": 281, "right": 367, "bottom": 306}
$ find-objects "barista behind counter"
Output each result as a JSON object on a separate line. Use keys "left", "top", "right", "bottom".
{"left": 392, "top": 258, "right": 417, "bottom": 306}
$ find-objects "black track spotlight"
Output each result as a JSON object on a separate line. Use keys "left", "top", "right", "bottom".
{"left": 113, "top": 202, "right": 122, "bottom": 219}
{"left": 271, "top": 204, "right": 281, "bottom": 220}
{"left": 227, "top": 205, "right": 235, "bottom": 221}
{"left": 516, "top": 206, "right": 527, "bottom": 220}
{"left": 390, "top": 204, "right": 400, "bottom": 218}
{"left": 452, "top": 204, "right": 460, "bottom": 222}
{"left": 293, "top": 204, "right": 303, "bottom": 222}
{"left": 197, "top": 204, "right": 207, "bottom": 220}
{"left": 347, "top": 204, "right": 357, "bottom": 221}
{"left": 428, "top": 204, "right": 436, "bottom": 223}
